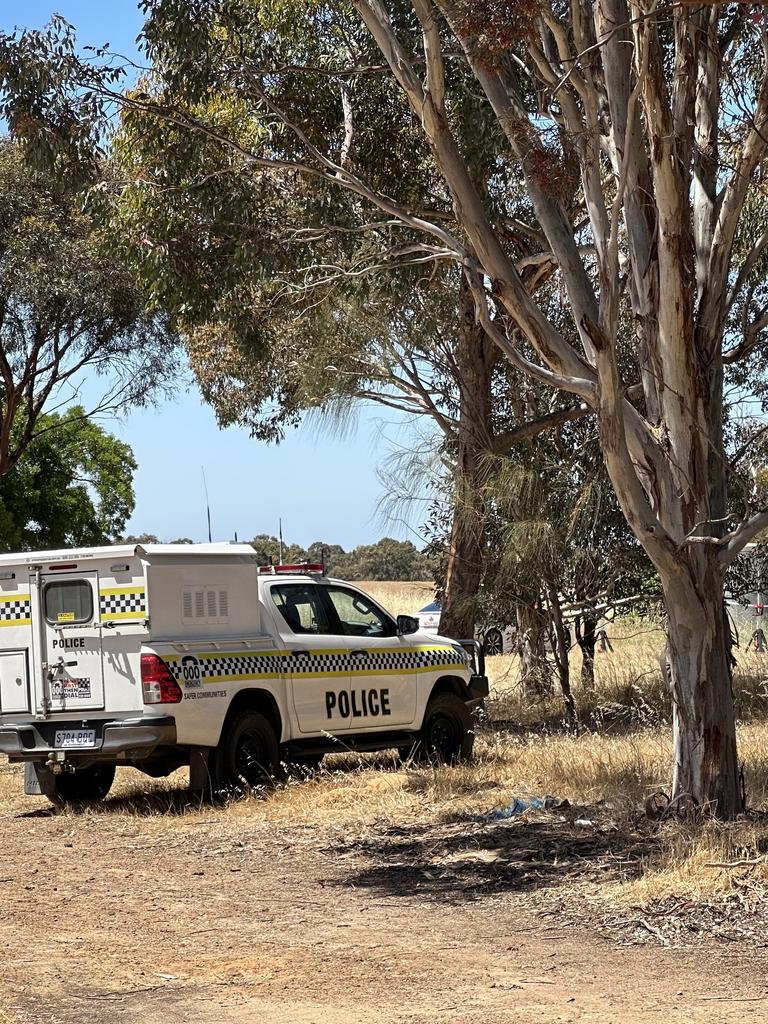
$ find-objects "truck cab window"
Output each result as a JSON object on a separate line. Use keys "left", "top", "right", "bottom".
{"left": 271, "top": 583, "right": 330, "bottom": 635}
{"left": 322, "top": 586, "right": 396, "bottom": 638}
{"left": 44, "top": 580, "right": 93, "bottom": 624}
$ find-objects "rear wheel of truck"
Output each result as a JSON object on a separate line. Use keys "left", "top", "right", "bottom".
{"left": 218, "top": 711, "right": 280, "bottom": 793}
{"left": 414, "top": 693, "right": 474, "bottom": 765}
{"left": 51, "top": 763, "right": 116, "bottom": 806}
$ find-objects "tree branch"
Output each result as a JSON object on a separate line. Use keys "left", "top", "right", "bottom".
{"left": 719, "top": 511, "right": 768, "bottom": 566}
{"left": 493, "top": 403, "right": 592, "bottom": 452}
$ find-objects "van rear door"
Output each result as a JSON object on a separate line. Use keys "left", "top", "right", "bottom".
{"left": 36, "top": 572, "right": 105, "bottom": 712}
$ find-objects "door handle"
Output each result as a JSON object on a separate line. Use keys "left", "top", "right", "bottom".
{"left": 292, "top": 650, "right": 311, "bottom": 657}
{"left": 350, "top": 650, "right": 368, "bottom": 657}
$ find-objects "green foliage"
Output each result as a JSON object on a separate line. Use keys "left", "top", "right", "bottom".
{"left": 0, "top": 139, "right": 178, "bottom": 476}
{"left": 248, "top": 534, "right": 428, "bottom": 580}
{"left": 339, "top": 537, "right": 430, "bottom": 580}
{"left": 425, "top": 394, "right": 658, "bottom": 625}
{"left": 250, "top": 533, "right": 307, "bottom": 566}
{"left": 101, "top": 0, "right": 511, "bottom": 441}
{"left": 0, "top": 407, "right": 136, "bottom": 551}
{"left": 0, "top": 15, "right": 119, "bottom": 183}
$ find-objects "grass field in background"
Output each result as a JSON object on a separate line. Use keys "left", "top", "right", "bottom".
{"left": 358, "top": 580, "right": 435, "bottom": 616}
{"left": 3, "top": 578, "right": 768, "bottom": 906}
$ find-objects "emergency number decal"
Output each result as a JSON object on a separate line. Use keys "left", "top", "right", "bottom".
{"left": 50, "top": 677, "right": 91, "bottom": 700}
{"left": 180, "top": 655, "right": 202, "bottom": 688}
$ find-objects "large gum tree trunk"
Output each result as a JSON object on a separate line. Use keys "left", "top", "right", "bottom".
{"left": 663, "top": 554, "right": 742, "bottom": 816}
{"left": 439, "top": 277, "right": 496, "bottom": 640}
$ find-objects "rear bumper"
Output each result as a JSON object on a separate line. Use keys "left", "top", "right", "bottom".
{"left": 0, "top": 715, "right": 177, "bottom": 762}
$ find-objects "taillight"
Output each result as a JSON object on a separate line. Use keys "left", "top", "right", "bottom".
{"left": 141, "top": 653, "right": 183, "bottom": 704}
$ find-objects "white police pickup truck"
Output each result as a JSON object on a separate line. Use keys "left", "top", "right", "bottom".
{"left": 0, "top": 544, "right": 488, "bottom": 804}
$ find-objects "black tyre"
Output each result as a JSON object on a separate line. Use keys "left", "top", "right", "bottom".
{"left": 51, "top": 763, "right": 115, "bottom": 806}
{"left": 483, "top": 628, "right": 504, "bottom": 656}
{"left": 416, "top": 692, "right": 474, "bottom": 764}
{"left": 218, "top": 711, "right": 280, "bottom": 792}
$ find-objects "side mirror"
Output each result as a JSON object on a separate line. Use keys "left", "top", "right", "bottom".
{"left": 397, "top": 614, "right": 420, "bottom": 636}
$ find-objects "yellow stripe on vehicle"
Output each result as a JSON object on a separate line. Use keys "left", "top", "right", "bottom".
{"left": 99, "top": 586, "right": 146, "bottom": 596}
{"left": 202, "top": 672, "right": 285, "bottom": 683}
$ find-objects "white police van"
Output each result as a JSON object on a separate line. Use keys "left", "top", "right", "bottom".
{"left": 0, "top": 544, "right": 488, "bottom": 804}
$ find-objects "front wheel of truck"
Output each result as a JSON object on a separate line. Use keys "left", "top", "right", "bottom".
{"left": 50, "top": 763, "right": 116, "bottom": 806}
{"left": 414, "top": 693, "right": 474, "bottom": 765}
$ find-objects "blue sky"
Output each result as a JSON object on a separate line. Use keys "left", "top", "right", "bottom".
{"left": 4, "top": 1, "right": 432, "bottom": 549}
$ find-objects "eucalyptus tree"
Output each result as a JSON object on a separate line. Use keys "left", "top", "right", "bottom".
{"left": 0, "top": 139, "right": 177, "bottom": 476}
{"left": 0, "top": 4, "right": 590, "bottom": 645}
{"left": 106, "top": 6, "right": 580, "bottom": 641}
{"left": 333, "top": 2, "right": 768, "bottom": 818}
{"left": 455, "top": 405, "right": 653, "bottom": 705}
{"left": 5, "top": 3, "right": 768, "bottom": 815}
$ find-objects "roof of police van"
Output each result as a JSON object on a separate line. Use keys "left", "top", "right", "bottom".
{"left": 0, "top": 543, "right": 259, "bottom": 565}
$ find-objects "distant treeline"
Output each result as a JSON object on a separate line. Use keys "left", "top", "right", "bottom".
{"left": 120, "top": 533, "right": 430, "bottom": 581}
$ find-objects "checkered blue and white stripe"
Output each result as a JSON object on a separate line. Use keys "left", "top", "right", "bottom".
{"left": 165, "top": 645, "right": 465, "bottom": 682}
{"left": 99, "top": 590, "right": 146, "bottom": 617}
{"left": 168, "top": 653, "right": 289, "bottom": 680}
{"left": 0, "top": 597, "right": 31, "bottom": 623}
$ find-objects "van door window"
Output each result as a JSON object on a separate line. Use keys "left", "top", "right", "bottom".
{"left": 44, "top": 580, "right": 94, "bottom": 624}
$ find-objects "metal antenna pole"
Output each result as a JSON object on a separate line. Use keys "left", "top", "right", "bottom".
{"left": 202, "top": 468, "right": 212, "bottom": 542}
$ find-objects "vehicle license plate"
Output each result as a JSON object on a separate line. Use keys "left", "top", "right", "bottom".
{"left": 54, "top": 729, "right": 96, "bottom": 748}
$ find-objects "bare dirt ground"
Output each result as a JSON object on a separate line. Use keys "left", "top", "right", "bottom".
{"left": 1, "top": 765, "right": 767, "bottom": 1024}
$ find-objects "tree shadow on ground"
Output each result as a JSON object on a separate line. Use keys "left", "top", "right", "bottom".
{"left": 331, "top": 807, "right": 655, "bottom": 904}
{"left": 12, "top": 785, "right": 210, "bottom": 818}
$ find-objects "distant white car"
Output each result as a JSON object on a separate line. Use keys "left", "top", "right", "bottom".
{"left": 414, "top": 602, "right": 514, "bottom": 656}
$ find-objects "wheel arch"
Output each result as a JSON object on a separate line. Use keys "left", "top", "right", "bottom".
{"left": 428, "top": 674, "right": 470, "bottom": 702}
{"left": 219, "top": 688, "right": 284, "bottom": 744}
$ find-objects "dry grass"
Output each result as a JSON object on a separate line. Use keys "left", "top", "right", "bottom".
{"left": 357, "top": 580, "right": 435, "bottom": 616}
{"left": 487, "top": 618, "right": 768, "bottom": 730}
{"left": 4, "top": 612, "right": 768, "bottom": 910}
{"left": 3, "top": 724, "right": 768, "bottom": 908}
